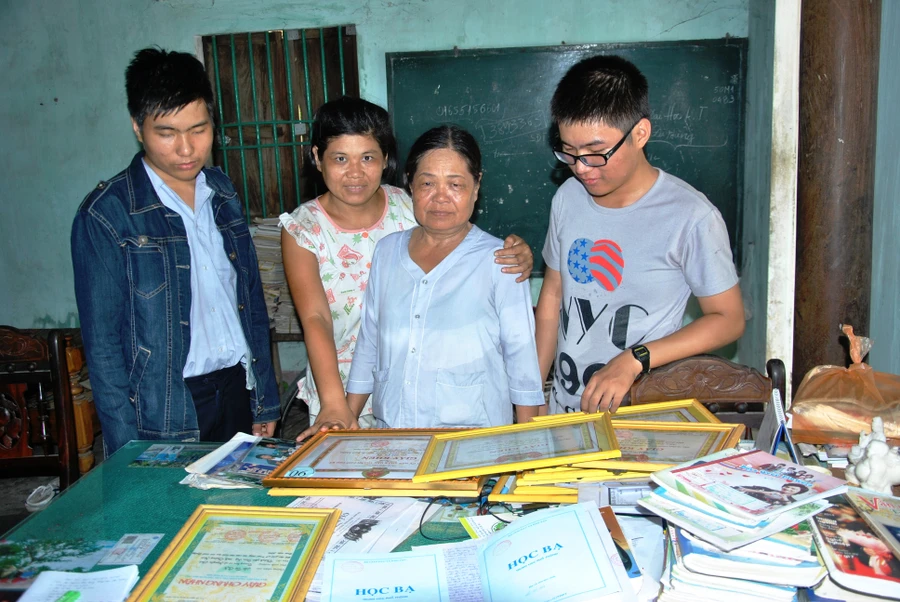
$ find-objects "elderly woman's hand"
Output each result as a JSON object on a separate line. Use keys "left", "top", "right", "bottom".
{"left": 495, "top": 234, "right": 534, "bottom": 282}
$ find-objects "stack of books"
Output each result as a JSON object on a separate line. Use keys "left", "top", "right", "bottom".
{"left": 637, "top": 449, "right": 848, "bottom": 600}
{"left": 251, "top": 216, "right": 302, "bottom": 334}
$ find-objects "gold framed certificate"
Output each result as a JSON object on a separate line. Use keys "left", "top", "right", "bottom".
{"left": 128, "top": 505, "right": 340, "bottom": 602}
{"left": 413, "top": 413, "right": 620, "bottom": 482}
{"left": 611, "top": 399, "right": 721, "bottom": 423}
{"left": 263, "top": 429, "right": 483, "bottom": 493}
{"left": 572, "top": 420, "right": 744, "bottom": 471}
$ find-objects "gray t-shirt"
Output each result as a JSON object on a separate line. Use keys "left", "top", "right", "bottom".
{"left": 541, "top": 170, "right": 739, "bottom": 413}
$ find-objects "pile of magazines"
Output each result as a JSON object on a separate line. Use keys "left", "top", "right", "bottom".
{"left": 637, "top": 448, "right": 900, "bottom": 600}
{"left": 181, "top": 433, "right": 298, "bottom": 489}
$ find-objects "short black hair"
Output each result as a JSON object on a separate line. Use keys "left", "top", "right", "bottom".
{"left": 551, "top": 55, "right": 650, "bottom": 133}
{"left": 404, "top": 125, "right": 482, "bottom": 192}
{"left": 309, "top": 97, "right": 398, "bottom": 183}
{"left": 126, "top": 47, "right": 215, "bottom": 127}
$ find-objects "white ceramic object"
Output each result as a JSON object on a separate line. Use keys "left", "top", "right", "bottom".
{"left": 846, "top": 417, "right": 900, "bottom": 495}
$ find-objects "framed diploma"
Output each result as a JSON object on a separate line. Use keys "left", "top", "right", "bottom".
{"left": 611, "top": 399, "right": 721, "bottom": 423}
{"left": 572, "top": 420, "right": 744, "bottom": 471}
{"left": 128, "top": 505, "right": 340, "bottom": 602}
{"left": 413, "top": 413, "right": 621, "bottom": 482}
{"left": 263, "top": 429, "right": 484, "bottom": 493}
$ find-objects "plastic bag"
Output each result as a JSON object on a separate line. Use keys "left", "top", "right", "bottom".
{"left": 790, "top": 325, "right": 900, "bottom": 444}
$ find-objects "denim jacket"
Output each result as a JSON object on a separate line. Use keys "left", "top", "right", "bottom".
{"left": 71, "top": 152, "right": 280, "bottom": 455}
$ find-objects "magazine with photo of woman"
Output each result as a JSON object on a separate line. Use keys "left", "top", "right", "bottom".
{"left": 810, "top": 495, "right": 900, "bottom": 598}
{"left": 652, "top": 449, "right": 847, "bottom": 524}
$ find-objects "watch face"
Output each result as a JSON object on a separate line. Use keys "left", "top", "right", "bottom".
{"left": 632, "top": 346, "right": 650, "bottom": 372}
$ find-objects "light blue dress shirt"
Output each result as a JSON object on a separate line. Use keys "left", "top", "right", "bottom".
{"left": 346, "top": 225, "right": 544, "bottom": 428}
{"left": 143, "top": 161, "right": 249, "bottom": 379}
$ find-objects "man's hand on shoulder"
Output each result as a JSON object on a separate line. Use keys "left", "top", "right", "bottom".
{"left": 495, "top": 234, "right": 534, "bottom": 282}
{"left": 579, "top": 351, "right": 643, "bottom": 413}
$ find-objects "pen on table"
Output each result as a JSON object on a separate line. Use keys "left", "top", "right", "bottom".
{"left": 54, "top": 591, "right": 81, "bottom": 602}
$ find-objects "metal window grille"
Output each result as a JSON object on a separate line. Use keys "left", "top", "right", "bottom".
{"left": 201, "top": 26, "right": 359, "bottom": 220}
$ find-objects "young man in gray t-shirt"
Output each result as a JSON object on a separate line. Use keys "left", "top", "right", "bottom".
{"left": 535, "top": 55, "right": 745, "bottom": 415}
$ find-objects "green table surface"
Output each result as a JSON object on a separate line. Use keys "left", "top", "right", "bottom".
{"left": 2, "top": 441, "right": 468, "bottom": 581}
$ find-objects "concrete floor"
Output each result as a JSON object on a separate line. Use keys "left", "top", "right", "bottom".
{"left": 0, "top": 394, "right": 309, "bottom": 537}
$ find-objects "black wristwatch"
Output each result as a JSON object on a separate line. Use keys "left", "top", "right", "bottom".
{"left": 631, "top": 345, "right": 651, "bottom": 374}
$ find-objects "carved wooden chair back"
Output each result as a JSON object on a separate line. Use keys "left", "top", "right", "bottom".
{"left": 0, "top": 326, "right": 80, "bottom": 490}
{"left": 629, "top": 355, "right": 786, "bottom": 430}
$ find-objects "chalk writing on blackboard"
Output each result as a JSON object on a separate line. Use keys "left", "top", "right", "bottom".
{"left": 388, "top": 39, "right": 747, "bottom": 273}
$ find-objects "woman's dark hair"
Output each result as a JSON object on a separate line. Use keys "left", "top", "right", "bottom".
{"left": 309, "top": 97, "right": 398, "bottom": 182}
{"left": 404, "top": 125, "right": 482, "bottom": 192}
{"left": 782, "top": 482, "right": 810, "bottom": 494}
{"left": 126, "top": 47, "right": 215, "bottom": 127}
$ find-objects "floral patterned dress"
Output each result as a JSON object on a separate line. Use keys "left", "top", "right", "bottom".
{"left": 279, "top": 185, "right": 417, "bottom": 421}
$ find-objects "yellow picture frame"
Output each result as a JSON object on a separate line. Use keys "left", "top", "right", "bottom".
{"left": 128, "top": 505, "right": 341, "bottom": 602}
{"left": 263, "top": 429, "right": 484, "bottom": 493}
{"left": 611, "top": 399, "right": 721, "bottom": 423}
{"left": 487, "top": 475, "right": 578, "bottom": 504}
{"left": 413, "top": 412, "right": 620, "bottom": 483}
{"left": 518, "top": 467, "right": 650, "bottom": 485}
{"left": 530, "top": 399, "right": 720, "bottom": 424}
{"left": 572, "top": 420, "right": 744, "bottom": 471}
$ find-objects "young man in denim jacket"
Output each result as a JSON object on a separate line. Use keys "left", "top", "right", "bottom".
{"left": 71, "top": 48, "right": 280, "bottom": 456}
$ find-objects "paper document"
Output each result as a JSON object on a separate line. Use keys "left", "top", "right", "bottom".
{"left": 19, "top": 565, "right": 139, "bottom": 602}
{"left": 319, "top": 502, "right": 635, "bottom": 602}
{"left": 322, "top": 548, "right": 452, "bottom": 602}
{"left": 97, "top": 534, "right": 163, "bottom": 566}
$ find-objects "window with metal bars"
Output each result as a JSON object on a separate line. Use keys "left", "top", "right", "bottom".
{"left": 201, "top": 26, "right": 359, "bottom": 220}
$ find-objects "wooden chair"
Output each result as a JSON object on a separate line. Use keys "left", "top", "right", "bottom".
{"left": 629, "top": 355, "right": 786, "bottom": 431}
{"left": 0, "top": 327, "right": 80, "bottom": 490}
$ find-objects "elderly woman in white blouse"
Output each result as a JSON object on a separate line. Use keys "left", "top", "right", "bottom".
{"left": 345, "top": 125, "right": 544, "bottom": 428}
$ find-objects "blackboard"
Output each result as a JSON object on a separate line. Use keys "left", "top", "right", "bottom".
{"left": 387, "top": 39, "right": 747, "bottom": 273}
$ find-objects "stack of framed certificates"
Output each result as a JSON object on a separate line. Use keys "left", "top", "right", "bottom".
{"left": 500, "top": 400, "right": 746, "bottom": 502}
{"left": 263, "top": 401, "right": 744, "bottom": 503}
{"left": 264, "top": 413, "right": 623, "bottom": 497}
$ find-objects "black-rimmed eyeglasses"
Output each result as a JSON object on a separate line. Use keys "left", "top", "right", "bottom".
{"left": 553, "top": 120, "right": 640, "bottom": 168}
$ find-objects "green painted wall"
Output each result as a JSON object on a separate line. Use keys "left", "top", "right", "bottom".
{"left": 738, "top": 0, "right": 775, "bottom": 371}
{"left": 870, "top": 0, "right": 900, "bottom": 375}
{"left": 0, "top": 0, "right": 750, "bottom": 329}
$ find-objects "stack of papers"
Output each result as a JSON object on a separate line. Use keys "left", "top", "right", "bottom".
{"left": 19, "top": 566, "right": 139, "bottom": 602}
{"left": 181, "top": 433, "right": 297, "bottom": 489}
{"left": 251, "top": 216, "right": 302, "bottom": 335}
{"left": 660, "top": 529, "right": 803, "bottom": 602}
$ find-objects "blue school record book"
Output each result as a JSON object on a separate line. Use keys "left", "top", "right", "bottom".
{"left": 673, "top": 526, "right": 826, "bottom": 588}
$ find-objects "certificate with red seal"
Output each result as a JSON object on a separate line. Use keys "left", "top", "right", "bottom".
{"left": 264, "top": 429, "right": 485, "bottom": 494}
